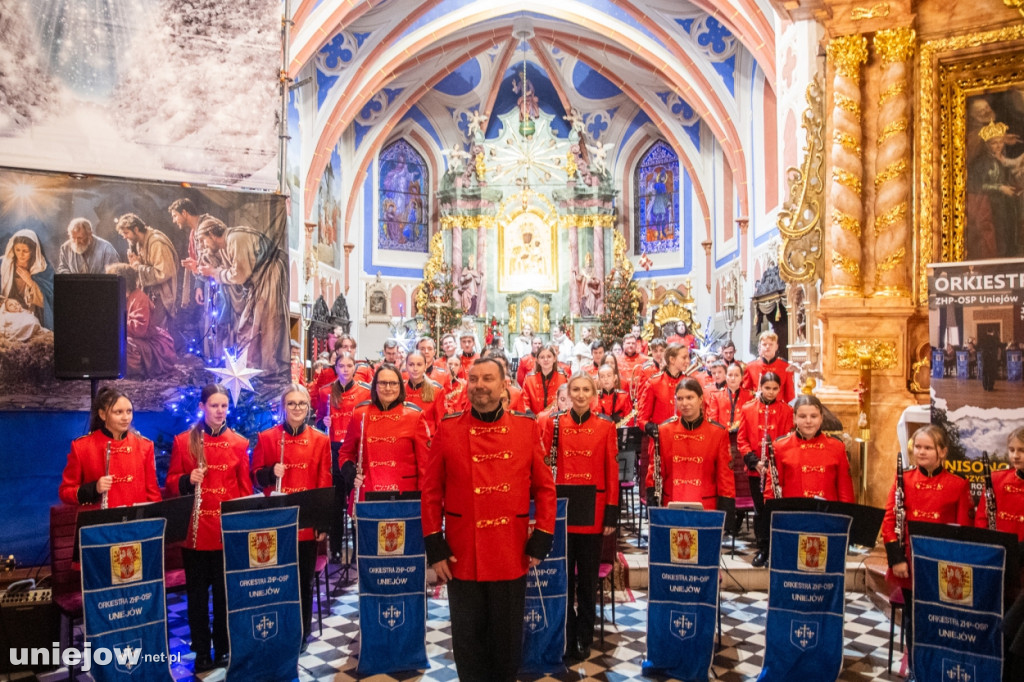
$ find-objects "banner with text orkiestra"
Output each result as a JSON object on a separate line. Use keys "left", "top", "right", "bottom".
{"left": 80, "top": 518, "right": 171, "bottom": 682}
{"left": 521, "top": 498, "right": 568, "bottom": 675}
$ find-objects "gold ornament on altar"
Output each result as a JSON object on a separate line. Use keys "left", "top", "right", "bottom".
{"left": 836, "top": 339, "right": 898, "bottom": 371}
{"left": 566, "top": 150, "right": 577, "bottom": 179}
{"left": 827, "top": 35, "right": 868, "bottom": 80}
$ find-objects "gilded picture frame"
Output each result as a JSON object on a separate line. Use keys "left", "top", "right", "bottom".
{"left": 497, "top": 207, "right": 559, "bottom": 293}
{"left": 918, "top": 26, "right": 1024, "bottom": 302}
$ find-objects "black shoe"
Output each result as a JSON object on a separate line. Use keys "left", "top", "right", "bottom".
{"left": 752, "top": 551, "right": 768, "bottom": 568}
{"left": 578, "top": 643, "right": 591, "bottom": 660}
{"left": 212, "top": 653, "right": 229, "bottom": 668}
{"left": 193, "top": 655, "right": 215, "bottom": 673}
{"left": 563, "top": 642, "right": 583, "bottom": 661}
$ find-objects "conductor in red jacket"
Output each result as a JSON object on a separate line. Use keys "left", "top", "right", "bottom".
{"left": 421, "top": 357, "right": 557, "bottom": 682}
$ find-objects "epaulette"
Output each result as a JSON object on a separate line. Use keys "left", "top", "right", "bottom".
{"left": 776, "top": 432, "right": 794, "bottom": 444}
{"left": 706, "top": 419, "right": 726, "bottom": 430}
{"left": 73, "top": 433, "right": 91, "bottom": 443}
{"left": 356, "top": 381, "right": 372, "bottom": 389}
{"left": 658, "top": 416, "right": 679, "bottom": 426}
{"left": 741, "top": 396, "right": 759, "bottom": 408}
{"left": 650, "top": 371, "right": 664, "bottom": 379}
{"left": 426, "top": 378, "right": 442, "bottom": 389}
{"left": 442, "top": 411, "right": 463, "bottom": 420}
{"left": 511, "top": 410, "right": 537, "bottom": 420}
{"left": 595, "top": 413, "right": 614, "bottom": 423}
{"left": 403, "top": 401, "right": 423, "bottom": 412}
{"left": 355, "top": 400, "right": 372, "bottom": 408}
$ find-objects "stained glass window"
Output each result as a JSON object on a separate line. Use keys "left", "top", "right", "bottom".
{"left": 378, "top": 139, "right": 429, "bottom": 252}
{"left": 634, "top": 140, "right": 680, "bottom": 255}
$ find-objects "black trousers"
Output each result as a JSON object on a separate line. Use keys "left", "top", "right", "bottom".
{"left": 448, "top": 576, "right": 527, "bottom": 682}
{"left": 566, "top": 533, "right": 603, "bottom": 650}
{"left": 181, "top": 548, "right": 228, "bottom": 658}
{"left": 901, "top": 587, "right": 914, "bottom": 673}
{"left": 298, "top": 540, "right": 317, "bottom": 640}
{"left": 749, "top": 475, "right": 769, "bottom": 552}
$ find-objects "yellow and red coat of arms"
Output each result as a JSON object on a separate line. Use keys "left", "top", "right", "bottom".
{"left": 378, "top": 521, "right": 406, "bottom": 556}
{"left": 938, "top": 561, "right": 973, "bottom": 607}
{"left": 110, "top": 542, "right": 142, "bottom": 585}
{"left": 248, "top": 530, "right": 278, "bottom": 568}
{"left": 797, "top": 534, "right": 827, "bottom": 572}
{"left": 669, "top": 528, "right": 699, "bottom": 564}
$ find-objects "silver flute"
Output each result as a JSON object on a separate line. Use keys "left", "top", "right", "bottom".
{"left": 100, "top": 443, "right": 111, "bottom": 509}
{"left": 276, "top": 433, "right": 286, "bottom": 493}
{"left": 191, "top": 437, "right": 206, "bottom": 548}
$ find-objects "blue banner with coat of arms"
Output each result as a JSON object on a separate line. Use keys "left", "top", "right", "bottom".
{"left": 642, "top": 507, "right": 725, "bottom": 682}
{"left": 355, "top": 499, "right": 428, "bottom": 675}
{"left": 758, "top": 511, "right": 851, "bottom": 682}
{"left": 521, "top": 498, "right": 567, "bottom": 674}
{"left": 911, "top": 535, "right": 1004, "bottom": 682}
{"left": 81, "top": 518, "right": 171, "bottom": 682}
{"left": 222, "top": 506, "right": 301, "bottom": 682}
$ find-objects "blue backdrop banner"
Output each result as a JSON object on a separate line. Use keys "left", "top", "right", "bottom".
{"left": 642, "top": 508, "right": 725, "bottom": 682}
{"left": 912, "top": 534, "right": 1004, "bottom": 681}
{"left": 521, "top": 498, "right": 568, "bottom": 674}
{"left": 355, "top": 500, "right": 428, "bottom": 675}
{"left": 222, "top": 506, "right": 301, "bottom": 682}
{"left": 80, "top": 517, "right": 171, "bottom": 682}
{"left": 758, "top": 511, "right": 851, "bottom": 682}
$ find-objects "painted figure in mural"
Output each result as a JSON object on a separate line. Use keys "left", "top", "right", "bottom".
{"left": 106, "top": 263, "right": 176, "bottom": 378}
{"left": 967, "top": 121, "right": 1022, "bottom": 259}
{"left": 195, "top": 216, "right": 289, "bottom": 371}
{"left": 115, "top": 213, "right": 179, "bottom": 332}
{"left": 574, "top": 253, "right": 603, "bottom": 317}
{"left": 458, "top": 265, "right": 482, "bottom": 313}
{"left": 513, "top": 74, "right": 540, "bottom": 121}
{"left": 645, "top": 168, "right": 674, "bottom": 241}
{"left": 0, "top": 228, "right": 54, "bottom": 331}
{"left": 56, "top": 218, "right": 120, "bottom": 275}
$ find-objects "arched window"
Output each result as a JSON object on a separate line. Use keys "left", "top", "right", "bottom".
{"left": 378, "top": 139, "right": 429, "bottom": 252}
{"left": 634, "top": 140, "right": 680, "bottom": 254}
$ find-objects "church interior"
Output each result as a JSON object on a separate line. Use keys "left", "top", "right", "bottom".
{"left": 3, "top": 0, "right": 1024, "bottom": 680}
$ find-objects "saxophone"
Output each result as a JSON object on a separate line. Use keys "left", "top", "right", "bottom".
{"left": 894, "top": 450, "right": 907, "bottom": 553}
{"left": 982, "top": 450, "right": 997, "bottom": 530}
{"left": 191, "top": 435, "right": 206, "bottom": 548}
{"left": 100, "top": 443, "right": 111, "bottom": 509}
{"left": 652, "top": 424, "right": 663, "bottom": 506}
{"left": 276, "top": 432, "right": 286, "bottom": 493}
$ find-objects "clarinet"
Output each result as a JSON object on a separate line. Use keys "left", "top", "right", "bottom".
{"left": 353, "top": 413, "right": 367, "bottom": 509}
{"left": 191, "top": 436, "right": 206, "bottom": 549}
{"left": 758, "top": 402, "right": 770, "bottom": 494}
{"left": 982, "top": 450, "right": 997, "bottom": 530}
{"left": 766, "top": 438, "right": 782, "bottom": 500}
{"left": 652, "top": 424, "right": 663, "bottom": 506}
{"left": 894, "top": 450, "right": 907, "bottom": 554}
{"left": 100, "top": 443, "right": 111, "bottom": 509}
{"left": 276, "top": 432, "right": 286, "bottom": 493}
{"left": 547, "top": 413, "right": 560, "bottom": 480}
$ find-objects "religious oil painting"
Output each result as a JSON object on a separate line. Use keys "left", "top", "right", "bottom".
{"left": 498, "top": 210, "right": 558, "bottom": 293}
{"left": 378, "top": 139, "right": 429, "bottom": 253}
{"left": 635, "top": 140, "right": 680, "bottom": 255}
{"left": 315, "top": 148, "right": 341, "bottom": 267}
{"left": 0, "top": 167, "right": 290, "bottom": 412}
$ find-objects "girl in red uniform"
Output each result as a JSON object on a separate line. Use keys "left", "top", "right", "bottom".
{"left": 705, "top": 363, "right": 753, "bottom": 430}
{"left": 404, "top": 350, "right": 446, "bottom": 436}
{"left": 881, "top": 425, "right": 972, "bottom": 675}
{"left": 252, "top": 383, "right": 332, "bottom": 648}
{"left": 523, "top": 345, "right": 568, "bottom": 414}
{"left": 736, "top": 372, "right": 794, "bottom": 566}
{"left": 444, "top": 354, "right": 468, "bottom": 415}
{"left": 339, "top": 364, "right": 431, "bottom": 500}
{"left": 541, "top": 373, "right": 618, "bottom": 661}
{"left": 59, "top": 387, "right": 161, "bottom": 508}
{"left": 597, "top": 363, "right": 633, "bottom": 425}
{"left": 976, "top": 426, "right": 1024, "bottom": 538}
{"left": 166, "top": 384, "right": 252, "bottom": 673}
{"left": 645, "top": 378, "right": 735, "bottom": 514}
{"left": 763, "top": 394, "right": 854, "bottom": 503}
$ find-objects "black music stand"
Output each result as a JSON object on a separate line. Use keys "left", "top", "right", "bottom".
{"left": 362, "top": 490, "right": 422, "bottom": 502}
{"left": 73, "top": 496, "right": 194, "bottom": 562}
{"left": 763, "top": 498, "right": 886, "bottom": 548}
{"left": 220, "top": 487, "right": 334, "bottom": 533}
{"left": 908, "top": 521, "right": 1020, "bottom": 603}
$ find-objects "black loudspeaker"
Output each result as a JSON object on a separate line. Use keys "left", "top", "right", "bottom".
{"left": 53, "top": 274, "right": 126, "bottom": 379}
{"left": 0, "top": 592, "right": 60, "bottom": 673}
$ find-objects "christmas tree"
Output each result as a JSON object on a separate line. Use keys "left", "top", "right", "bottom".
{"left": 598, "top": 271, "right": 640, "bottom": 343}
{"left": 416, "top": 233, "right": 463, "bottom": 344}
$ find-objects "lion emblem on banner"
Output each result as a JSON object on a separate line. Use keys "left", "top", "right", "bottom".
{"left": 248, "top": 530, "right": 278, "bottom": 567}
{"left": 797, "top": 534, "right": 827, "bottom": 573}
{"left": 110, "top": 542, "right": 142, "bottom": 585}
{"left": 938, "top": 561, "right": 973, "bottom": 606}
{"left": 378, "top": 521, "right": 406, "bottom": 555}
{"left": 669, "top": 528, "right": 698, "bottom": 564}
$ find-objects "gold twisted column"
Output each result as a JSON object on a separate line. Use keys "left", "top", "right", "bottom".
{"left": 872, "top": 28, "right": 915, "bottom": 297}
{"left": 825, "top": 35, "right": 868, "bottom": 296}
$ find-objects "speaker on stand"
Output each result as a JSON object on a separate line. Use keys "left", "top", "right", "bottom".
{"left": 53, "top": 274, "right": 127, "bottom": 400}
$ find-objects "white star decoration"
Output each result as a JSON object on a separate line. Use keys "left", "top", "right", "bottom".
{"left": 208, "top": 349, "right": 263, "bottom": 405}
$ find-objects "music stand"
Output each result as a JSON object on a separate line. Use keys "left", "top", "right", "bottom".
{"left": 362, "top": 491, "right": 422, "bottom": 502}
{"left": 73, "top": 496, "right": 194, "bottom": 562}
{"left": 220, "top": 487, "right": 335, "bottom": 532}
{"left": 764, "top": 498, "right": 885, "bottom": 548}
{"left": 908, "top": 521, "right": 1020, "bottom": 602}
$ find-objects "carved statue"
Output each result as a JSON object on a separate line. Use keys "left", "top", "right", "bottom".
{"left": 573, "top": 253, "right": 603, "bottom": 317}
{"left": 458, "top": 265, "right": 482, "bottom": 313}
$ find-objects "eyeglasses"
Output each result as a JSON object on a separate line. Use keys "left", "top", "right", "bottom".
{"left": 285, "top": 401, "right": 309, "bottom": 409}
{"left": 376, "top": 381, "right": 401, "bottom": 388}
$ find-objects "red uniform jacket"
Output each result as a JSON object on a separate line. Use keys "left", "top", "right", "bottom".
{"left": 459, "top": 353, "right": 479, "bottom": 375}
{"left": 310, "top": 367, "right": 336, "bottom": 416}
{"left": 354, "top": 362, "right": 374, "bottom": 384}
{"left": 506, "top": 384, "right": 526, "bottom": 412}
{"left": 523, "top": 369, "right": 568, "bottom": 414}
{"left": 741, "top": 356, "right": 796, "bottom": 404}
{"left": 421, "top": 409, "right": 557, "bottom": 581}
{"left": 251, "top": 423, "right": 332, "bottom": 541}
{"left": 404, "top": 378, "right": 446, "bottom": 436}
{"left": 598, "top": 389, "right": 633, "bottom": 426}
{"left": 735, "top": 398, "right": 794, "bottom": 474}
{"left": 424, "top": 363, "right": 453, "bottom": 391}
{"left": 646, "top": 416, "right": 735, "bottom": 508}
{"left": 540, "top": 410, "right": 619, "bottom": 533}
{"left": 318, "top": 380, "right": 372, "bottom": 443}
{"left": 764, "top": 431, "right": 855, "bottom": 502}
{"left": 59, "top": 429, "right": 161, "bottom": 507}
{"left": 339, "top": 402, "right": 430, "bottom": 500}
{"left": 882, "top": 466, "right": 972, "bottom": 586}
{"left": 166, "top": 427, "right": 252, "bottom": 550}
{"left": 444, "top": 377, "right": 468, "bottom": 415}
{"left": 705, "top": 387, "right": 754, "bottom": 432}
{"left": 517, "top": 354, "right": 536, "bottom": 387}
{"left": 639, "top": 359, "right": 661, "bottom": 384}
{"left": 617, "top": 352, "right": 649, "bottom": 395}
{"left": 975, "top": 468, "right": 1024, "bottom": 539}
{"left": 637, "top": 370, "right": 686, "bottom": 432}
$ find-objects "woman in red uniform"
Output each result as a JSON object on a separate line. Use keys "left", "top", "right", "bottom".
{"left": 597, "top": 363, "right": 633, "bottom": 425}
{"left": 645, "top": 378, "right": 735, "bottom": 514}
{"left": 338, "top": 364, "right": 431, "bottom": 500}
{"left": 540, "top": 373, "right": 618, "bottom": 661}
{"left": 705, "top": 363, "right": 753, "bottom": 429}
{"left": 444, "top": 354, "right": 468, "bottom": 415}
{"left": 976, "top": 426, "right": 1024, "bottom": 539}
{"left": 404, "top": 350, "right": 446, "bottom": 436}
{"left": 523, "top": 345, "right": 568, "bottom": 414}
{"left": 166, "top": 384, "right": 252, "bottom": 673}
{"left": 59, "top": 387, "right": 161, "bottom": 508}
{"left": 736, "top": 372, "right": 793, "bottom": 566}
{"left": 252, "top": 383, "right": 332, "bottom": 648}
{"left": 881, "top": 424, "right": 972, "bottom": 675}
{"left": 638, "top": 343, "right": 690, "bottom": 437}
